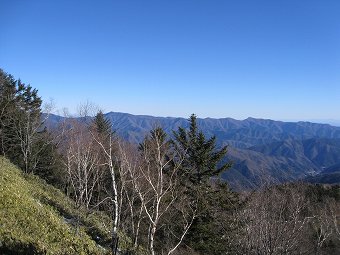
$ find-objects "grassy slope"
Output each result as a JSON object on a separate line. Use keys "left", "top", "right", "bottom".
{"left": 0, "top": 157, "right": 111, "bottom": 255}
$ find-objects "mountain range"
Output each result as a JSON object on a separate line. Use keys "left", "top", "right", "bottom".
{"left": 47, "top": 112, "right": 340, "bottom": 190}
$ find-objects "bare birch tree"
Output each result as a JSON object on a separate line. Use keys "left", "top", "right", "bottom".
{"left": 60, "top": 103, "right": 102, "bottom": 209}
{"left": 63, "top": 120, "right": 101, "bottom": 208}
{"left": 136, "top": 127, "right": 196, "bottom": 255}
{"left": 91, "top": 125, "right": 121, "bottom": 254}
{"left": 115, "top": 139, "right": 145, "bottom": 250}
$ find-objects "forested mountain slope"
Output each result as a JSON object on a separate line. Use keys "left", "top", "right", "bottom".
{"left": 47, "top": 112, "right": 340, "bottom": 189}
{"left": 223, "top": 138, "right": 340, "bottom": 189}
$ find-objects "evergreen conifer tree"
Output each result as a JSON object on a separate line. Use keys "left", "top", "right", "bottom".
{"left": 0, "top": 69, "right": 18, "bottom": 156}
{"left": 93, "top": 110, "right": 112, "bottom": 137}
{"left": 173, "top": 114, "right": 234, "bottom": 254}
{"left": 173, "top": 114, "right": 231, "bottom": 185}
{"left": 0, "top": 69, "right": 54, "bottom": 174}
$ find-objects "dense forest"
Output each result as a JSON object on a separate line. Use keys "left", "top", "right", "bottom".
{"left": 1, "top": 69, "right": 340, "bottom": 255}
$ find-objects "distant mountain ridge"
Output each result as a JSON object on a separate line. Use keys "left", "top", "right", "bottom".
{"left": 46, "top": 112, "right": 340, "bottom": 189}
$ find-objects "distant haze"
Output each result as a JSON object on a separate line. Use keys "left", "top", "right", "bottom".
{"left": 281, "top": 119, "right": 340, "bottom": 127}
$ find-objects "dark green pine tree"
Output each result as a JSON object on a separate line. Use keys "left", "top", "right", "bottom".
{"left": 32, "top": 129, "right": 65, "bottom": 187}
{"left": 0, "top": 69, "right": 17, "bottom": 156}
{"left": 173, "top": 114, "right": 231, "bottom": 185}
{"left": 0, "top": 69, "right": 44, "bottom": 172}
{"left": 173, "top": 114, "right": 235, "bottom": 255}
{"left": 93, "top": 110, "right": 112, "bottom": 137}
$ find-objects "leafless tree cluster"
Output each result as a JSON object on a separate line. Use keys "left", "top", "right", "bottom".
{"left": 112, "top": 128, "right": 196, "bottom": 255}
{"left": 62, "top": 119, "right": 102, "bottom": 208}
{"left": 58, "top": 106, "right": 196, "bottom": 255}
{"left": 234, "top": 184, "right": 340, "bottom": 255}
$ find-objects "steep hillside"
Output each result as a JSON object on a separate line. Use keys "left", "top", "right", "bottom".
{"left": 225, "top": 138, "right": 340, "bottom": 189}
{"left": 223, "top": 147, "right": 319, "bottom": 190}
{"left": 250, "top": 138, "right": 340, "bottom": 168}
{"left": 0, "top": 157, "right": 112, "bottom": 255}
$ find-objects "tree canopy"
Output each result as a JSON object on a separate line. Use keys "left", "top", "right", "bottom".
{"left": 173, "top": 114, "right": 231, "bottom": 185}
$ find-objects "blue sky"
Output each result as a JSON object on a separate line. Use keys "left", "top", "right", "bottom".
{"left": 1, "top": 0, "right": 339, "bottom": 122}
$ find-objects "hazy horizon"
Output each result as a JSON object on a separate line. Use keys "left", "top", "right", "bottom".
{"left": 49, "top": 109, "right": 340, "bottom": 127}
{"left": 1, "top": 0, "right": 339, "bottom": 121}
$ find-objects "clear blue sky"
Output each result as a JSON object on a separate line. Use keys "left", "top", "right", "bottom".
{"left": 1, "top": 0, "right": 339, "bottom": 122}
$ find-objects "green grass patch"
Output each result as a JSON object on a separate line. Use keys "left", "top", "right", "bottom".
{"left": 0, "top": 157, "right": 110, "bottom": 255}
